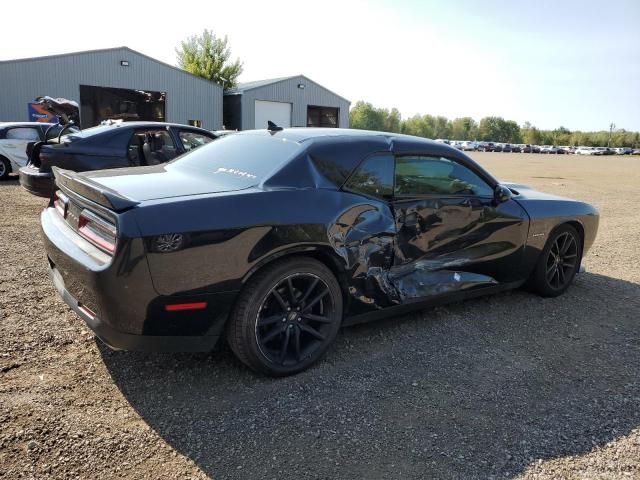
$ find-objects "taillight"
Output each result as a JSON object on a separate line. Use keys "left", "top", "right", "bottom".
{"left": 53, "top": 190, "right": 68, "bottom": 218}
{"left": 78, "top": 209, "right": 117, "bottom": 254}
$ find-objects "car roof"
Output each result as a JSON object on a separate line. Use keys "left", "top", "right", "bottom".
{"left": 237, "top": 127, "right": 499, "bottom": 189}
{"left": 93, "top": 121, "right": 209, "bottom": 130}
{"left": 235, "top": 127, "right": 445, "bottom": 148}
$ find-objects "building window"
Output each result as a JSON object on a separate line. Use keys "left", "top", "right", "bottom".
{"left": 307, "top": 106, "right": 339, "bottom": 128}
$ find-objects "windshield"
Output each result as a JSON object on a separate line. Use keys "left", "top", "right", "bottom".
{"left": 169, "top": 133, "right": 303, "bottom": 188}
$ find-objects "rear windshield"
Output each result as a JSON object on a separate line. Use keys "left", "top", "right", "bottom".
{"left": 169, "top": 133, "right": 302, "bottom": 187}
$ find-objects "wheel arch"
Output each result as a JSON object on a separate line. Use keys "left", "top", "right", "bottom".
{"left": 543, "top": 220, "right": 586, "bottom": 267}
{"left": 564, "top": 220, "right": 585, "bottom": 249}
{"left": 241, "top": 245, "right": 351, "bottom": 309}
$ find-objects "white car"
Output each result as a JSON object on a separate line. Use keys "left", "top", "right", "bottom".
{"left": 540, "top": 145, "right": 558, "bottom": 154}
{"left": 575, "top": 146, "right": 598, "bottom": 155}
{"left": 460, "top": 141, "right": 477, "bottom": 151}
{"left": 0, "top": 122, "right": 71, "bottom": 179}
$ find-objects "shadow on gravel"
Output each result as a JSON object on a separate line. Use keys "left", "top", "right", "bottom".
{"left": 101, "top": 272, "right": 640, "bottom": 479}
{"left": 0, "top": 176, "right": 19, "bottom": 185}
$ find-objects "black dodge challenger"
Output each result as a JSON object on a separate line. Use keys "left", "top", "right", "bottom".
{"left": 41, "top": 128, "right": 599, "bottom": 376}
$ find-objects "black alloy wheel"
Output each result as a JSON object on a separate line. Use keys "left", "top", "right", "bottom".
{"left": 545, "top": 231, "right": 579, "bottom": 290}
{"left": 530, "top": 224, "right": 582, "bottom": 297}
{"left": 227, "top": 257, "right": 343, "bottom": 376}
{"left": 255, "top": 273, "right": 335, "bottom": 367}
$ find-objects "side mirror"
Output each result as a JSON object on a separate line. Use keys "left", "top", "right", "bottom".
{"left": 494, "top": 184, "right": 512, "bottom": 203}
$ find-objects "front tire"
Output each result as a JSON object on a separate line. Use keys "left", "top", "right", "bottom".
{"left": 530, "top": 224, "right": 582, "bottom": 297}
{"left": 227, "top": 257, "right": 343, "bottom": 376}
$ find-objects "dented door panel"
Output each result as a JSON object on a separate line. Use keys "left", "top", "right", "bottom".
{"left": 389, "top": 196, "right": 529, "bottom": 301}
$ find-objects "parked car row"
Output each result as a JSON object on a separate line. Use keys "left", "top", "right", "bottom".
{"left": 434, "top": 139, "right": 639, "bottom": 155}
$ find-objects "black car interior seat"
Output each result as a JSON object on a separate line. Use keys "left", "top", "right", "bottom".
{"left": 142, "top": 133, "right": 167, "bottom": 165}
{"left": 127, "top": 134, "right": 143, "bottom": 166}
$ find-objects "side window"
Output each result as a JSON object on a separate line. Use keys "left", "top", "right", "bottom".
{"left": 395, "top": 156, "right": 493, "bottom": 197}
{"left": 178, "top": 130, "right": 213, "bottom": 151}
{"left": 136, "top": 129, "right": 178, "bottom": 165}
{"left": 344, "top": 154, "right": 394, "bottom": 199}
{"left": 6, "top": 127, "right": 40, "bottom": 141}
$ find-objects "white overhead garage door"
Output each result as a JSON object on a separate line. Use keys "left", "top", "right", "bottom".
{"left": 254, "top": 100, "right": 292, "bottom": 129}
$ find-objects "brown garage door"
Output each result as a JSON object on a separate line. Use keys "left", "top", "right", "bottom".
{"left": 307, "top": 106, "right": 339, "bottom": 128}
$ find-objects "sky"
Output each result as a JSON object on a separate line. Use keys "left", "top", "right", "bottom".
{"left": 2, "top": 0, "right": 639, "bottom": 131}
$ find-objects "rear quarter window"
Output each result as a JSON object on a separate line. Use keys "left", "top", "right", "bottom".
{"left": 344, "top": 154, "right": 394, "bottom": 199}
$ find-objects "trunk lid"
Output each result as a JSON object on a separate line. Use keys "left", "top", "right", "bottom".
{"left": 53, "top": 163, "right": 252, "bottom": 211}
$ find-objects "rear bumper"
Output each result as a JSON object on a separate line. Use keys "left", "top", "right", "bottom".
{"left": 41, "top": 207, "right": 235, "bottom": 352}
{"left": 49, "top": 265, "right": 220, "bottom": 352}
{"left": 19, "top": 166, "right": 54, "bottom": 197}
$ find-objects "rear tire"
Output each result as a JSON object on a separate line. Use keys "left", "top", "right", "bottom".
{"left": 0, "top": 156, "right": 10, "bottom": 180}
{"left": 530, "top": 224, "right": 582, "bottom": 297}
{"left": 227, "top": 257, "right": 343, "bottom": 376}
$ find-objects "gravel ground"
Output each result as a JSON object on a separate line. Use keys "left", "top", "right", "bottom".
{"left": 1, "top": 153, "right": 639, "bottom": 479}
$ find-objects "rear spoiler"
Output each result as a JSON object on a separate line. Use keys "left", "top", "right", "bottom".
{"left": 52, "top": 167, "right": 139, "bottom": 212}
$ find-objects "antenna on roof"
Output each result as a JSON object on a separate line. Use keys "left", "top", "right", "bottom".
{"left": 267, "top": 120, "right": 283, "bottom": 132}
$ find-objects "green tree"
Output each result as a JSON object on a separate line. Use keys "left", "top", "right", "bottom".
{"left": 176, "top": 29, "right": 243, "bottom": 90}
{"left": 504, "top": 120, "right": 522, "bottom": 143}
{"left": 350, "top": 100, "right": 640, "bottom": 147}
{"left": 478, "top": 117, "right": 503, "bottom": 142}
{"left": 478, "top": 117, "right": 521, "bottom": 143}
{"left": 523, "top": 126, "right": 543, "bottom": 145}
{"left": 384, "top": 108, "right": 402, "bottom": 133}
{"left": 433, "top": 116, "right": 451, "bottom": 139}
{"left": 401, "top": 114, "right": 436, "bottom": 138}
{"left": 350, "top": 102, "right": 402, "bottom": 133}
{"left": 450, "top": 117, "right": 478, "bottom": 140}
{"left": 349, "top": 101, "right": 386, "bottom": 131}
{"left": 552, "top": 126, "right": 571, "bottom": 145}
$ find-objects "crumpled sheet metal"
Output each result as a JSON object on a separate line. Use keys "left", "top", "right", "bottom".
{"left": 383, "top": 265, "right": 497, "bottom": 303}
{"left": 328, "top": 203, "right": 498, "bottom": 309}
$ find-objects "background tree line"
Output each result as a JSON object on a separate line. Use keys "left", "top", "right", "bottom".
{"left": 349, "top": 101, "right": 640, "bottom": 148}
{"left": 174, "top": 30, "right": 637, "bottom": 147}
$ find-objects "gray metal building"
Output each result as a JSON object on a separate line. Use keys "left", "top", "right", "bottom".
{"left": 0, "top": 47, "right": 223, "bottom": 129}
{"left": 223, "top": 75, "right": 350, "bottom": 130}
